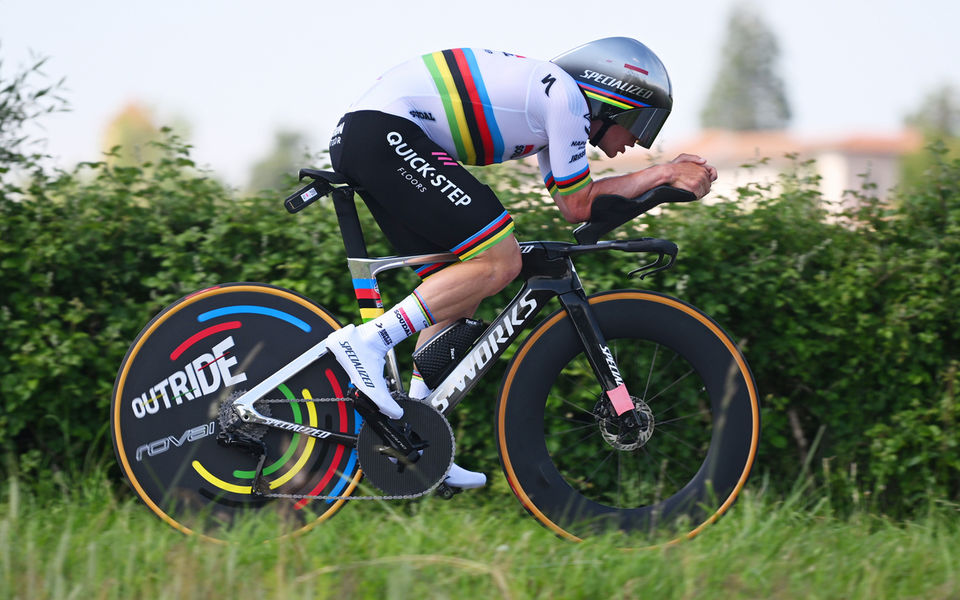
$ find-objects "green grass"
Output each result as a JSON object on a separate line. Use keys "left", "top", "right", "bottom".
{"left": 1, "top": 471, "right": 958, "bottom": 600}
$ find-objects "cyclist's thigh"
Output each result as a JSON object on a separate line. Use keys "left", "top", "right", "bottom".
{"left": 332, "top": 111, "right": 515, "bottom": 277}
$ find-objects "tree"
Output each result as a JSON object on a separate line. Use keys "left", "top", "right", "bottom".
{"left": 247, "top": 130, "right": 312, "bottom": 192}
{"left": 900, "top": 85, "right": 960, "bottom": 191}
{"left": 905, "top": 84, "right": 960, "bottom": 139}
{"left": 699, "top": 2, "right": 792, "bottom": 131}
{"left": 100, "top": 102, "right": 164, "bottom": 166}
{"left": 100, "top": 102, "right": 192, "bottom": 168}
{"left": 0, "top": 51, "right": 67, "bottom": 173}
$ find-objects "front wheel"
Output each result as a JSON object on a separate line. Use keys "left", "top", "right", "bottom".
{"left": 497, "top": 290, "right": 760, "bottom": 545}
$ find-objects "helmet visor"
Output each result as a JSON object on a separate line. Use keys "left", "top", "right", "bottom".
{"left": 612, "top": 107, "right": 671, "bottom": 149}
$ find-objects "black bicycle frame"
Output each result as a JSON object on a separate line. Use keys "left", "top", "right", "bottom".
{"left": 230, "top": 175, "right": 685, "bottom": 441}
{"left": 423, "top": 240, "right": 623, "bottom": 415}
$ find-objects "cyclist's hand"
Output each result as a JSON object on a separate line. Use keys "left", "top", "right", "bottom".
{"left": 670, "top": 153, "right": 718, "bottom": 183}
{"left": 664, "top": 160, "right": 715, "bottom": 199}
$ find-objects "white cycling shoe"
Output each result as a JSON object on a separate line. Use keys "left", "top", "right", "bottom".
{"left": 326, "top": 324, "right": 404, "bottom": 420}
{"left": 445, "top": 463, "right": 486, "bottom": 489}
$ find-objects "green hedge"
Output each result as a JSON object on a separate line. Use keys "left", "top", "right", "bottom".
{"left": 2, "top": 132, "right": 958, "bottom": 512}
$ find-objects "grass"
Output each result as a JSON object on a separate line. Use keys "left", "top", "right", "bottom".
{"left": 1, "top": 470, "right": 958, "bottom": 600}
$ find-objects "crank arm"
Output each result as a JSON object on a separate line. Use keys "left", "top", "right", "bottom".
{"left": 349, "top": 388, "right": 425, "bottom": 463}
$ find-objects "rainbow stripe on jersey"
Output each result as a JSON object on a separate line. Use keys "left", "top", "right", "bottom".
{"left": 422, "top": 49, "right": 506, "bottom": 166}
{"left": 544, "top": 165, "right": 592, "bottom": 196}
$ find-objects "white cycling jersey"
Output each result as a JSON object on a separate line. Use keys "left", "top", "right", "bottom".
{"left": 349, "top": 48, "right": 593, "bottom": 196}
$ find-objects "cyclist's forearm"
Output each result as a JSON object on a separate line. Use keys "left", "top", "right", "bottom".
{"left": 552, "top": 165, "right": 673, "bottom": 223}
{"left": 591, "top": 165, "right": 675, "bottom": 200}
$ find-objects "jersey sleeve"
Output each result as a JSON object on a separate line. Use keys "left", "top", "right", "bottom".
{"left": 533, "top": 69, "right": 592, "bottom": 196}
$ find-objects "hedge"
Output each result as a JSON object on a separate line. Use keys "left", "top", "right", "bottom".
{"left": 2, "top": 110, "right": 957, "bottom": 512}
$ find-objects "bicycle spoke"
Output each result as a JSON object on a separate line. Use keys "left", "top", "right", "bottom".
{"left": 639, "top": 342, "right": 660, "bottom": 402}
{"left": 655, "top": 408, "right": 711, "bottom": 427}
{"left": 639, "top": 445, "right": 689, "bottom": 491}
{"left": 646, "top": 368, "right": 696, "bottom": 406}
{"left": 570, "top": 426, "right": 602, "bottom": 447}
{"left": 550, "top": 413, "right": 597, "bottom": 426}
{"left": 617, "top": 447, "right": 629, "bottom": 507}
{"left": 555, "top": 395, "right": 596, "bottom": 417}
{"left": 544, "top": 422, "right": 598, "bottom": 438}
{"left": 581, "top": 447, "right": 617, "bottom": 486}
{"left": 652, "top": 427, "right": 707, "bottom": 455}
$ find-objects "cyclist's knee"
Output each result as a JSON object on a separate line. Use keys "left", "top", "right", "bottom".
{"left": 474, "top": 234, "right": 521, "bottom": 291}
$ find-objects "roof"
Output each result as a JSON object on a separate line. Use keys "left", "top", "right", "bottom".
{"left": 598, "top": 128, "right": 924, "bottom": 171}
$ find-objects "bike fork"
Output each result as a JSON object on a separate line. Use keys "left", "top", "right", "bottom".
{"left": 557, "top": 291, "right": 643, "bottom": 426}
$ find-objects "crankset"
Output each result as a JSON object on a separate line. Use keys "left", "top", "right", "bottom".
{"left": 216, "top": 390, "right": 453, "bottom": 500}
{"left": 355, "top": 396, "right": 455, "bottom": 496}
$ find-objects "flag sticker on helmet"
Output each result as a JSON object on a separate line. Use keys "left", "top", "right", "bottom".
{"left": 624, "top": 63, "right": 649, "bottom": 75}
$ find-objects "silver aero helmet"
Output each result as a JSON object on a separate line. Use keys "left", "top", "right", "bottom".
{"left": 552, "top": 37, "right": 672, "bottom": 148}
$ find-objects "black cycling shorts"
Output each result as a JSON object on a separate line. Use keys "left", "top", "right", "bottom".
{"left": 329, "top": 110, "right": 514, "bottom": 279}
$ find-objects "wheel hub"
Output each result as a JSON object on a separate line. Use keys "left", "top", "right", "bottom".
{"left": 594, "top": 396, "right": 655, "bottom": 451}
{"left": 218, "top": 390, "right": 272, "bottom": 440}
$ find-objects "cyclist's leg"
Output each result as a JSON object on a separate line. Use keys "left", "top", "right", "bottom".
{"left": 328, "top": 111, "right": 520, "bottom": 416}
{"left": 414, "top": 233, "right": 521, "bottom": 322}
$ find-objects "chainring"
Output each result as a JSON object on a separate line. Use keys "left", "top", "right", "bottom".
{"left": 357, "top": 399, "right": 454, "bottom": 496}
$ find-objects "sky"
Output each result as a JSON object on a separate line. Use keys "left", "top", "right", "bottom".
{"left": 2, "top": 0, "right": 958, "bottom": 182}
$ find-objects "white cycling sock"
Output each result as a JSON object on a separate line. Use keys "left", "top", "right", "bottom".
{"left": 327, "top": 292, "right": 437, "bottom": 420}
{"left": 408, "top": 370, "right": 430, "bottom": 399}
{"left": 366, "top": 291, "right": 436, "bottom": 352}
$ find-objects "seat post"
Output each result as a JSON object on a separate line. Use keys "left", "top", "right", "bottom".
{"left": 331, "top": 188, "right": 368, "bottom": 259}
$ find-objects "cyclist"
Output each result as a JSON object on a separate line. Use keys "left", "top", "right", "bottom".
{"left": 325, "top": 37, "right": 717, "bottom": 490}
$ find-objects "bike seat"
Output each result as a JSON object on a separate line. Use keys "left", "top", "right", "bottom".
{"left": 573, "top": 186, "right": 696, "bottom": 245}
{"left": 284, "top": 169, "right": 355, "bottom": 214}
{"left": 298, "top": 168, "right": 350, "bottom": 185}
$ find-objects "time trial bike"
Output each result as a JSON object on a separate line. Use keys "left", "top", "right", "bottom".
{"left": 110, "top": 168, "right": 760, "bottom": 545}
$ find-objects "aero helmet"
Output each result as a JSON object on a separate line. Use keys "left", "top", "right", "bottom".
{"left": 552, "top": 37, "right": 672, "bottom": 148}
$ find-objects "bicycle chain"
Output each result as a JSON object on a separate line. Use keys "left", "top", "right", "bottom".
{"left": 234, "top": 396, "right": 454, "bottom": 502}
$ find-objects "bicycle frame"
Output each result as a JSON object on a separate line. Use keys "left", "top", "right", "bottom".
{"left": 231, "top": 240, "right": 659, "bottom": 438}
{"left": 232, "top": 180, "right": 684, "bottom": 438}
{"left": 419, "top": 241, "right": 618, "bottom": 415}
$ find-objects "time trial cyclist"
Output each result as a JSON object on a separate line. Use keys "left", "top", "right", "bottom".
{"left": 324, "top": 37, "right": 717, "bottom": 491}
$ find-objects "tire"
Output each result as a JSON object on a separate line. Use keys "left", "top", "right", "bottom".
{"left": 111, "top": 283, "right": 362, "bottom": 542}
{"left": 497, "top": 290, "right": 759, "bottom": 545}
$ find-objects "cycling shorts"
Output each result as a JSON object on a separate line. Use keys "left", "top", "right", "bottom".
{"left": 329, "top": 110, "right": 515, "bottom": 279}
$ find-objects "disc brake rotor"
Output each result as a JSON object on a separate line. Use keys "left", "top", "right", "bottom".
{"left": 357, "top": 399, "right": 454, "bottom": 496}
{"left": 594, "top": 396, "right": 655, "bottom": 451}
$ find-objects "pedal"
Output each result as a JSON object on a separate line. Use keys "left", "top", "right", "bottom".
{"left": 434, "top": 482, "right": 461, "bottom": 500}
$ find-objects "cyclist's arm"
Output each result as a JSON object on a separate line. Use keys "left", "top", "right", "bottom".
{"left": 554, "top": 158, "right": 715, "bottom": 223}
{"left": 532, "top": 67, "right": 715, "bottom": 223}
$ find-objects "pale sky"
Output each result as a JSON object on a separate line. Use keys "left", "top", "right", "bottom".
{"left": 2, "top": 0, "right": 958, "bottom": 182}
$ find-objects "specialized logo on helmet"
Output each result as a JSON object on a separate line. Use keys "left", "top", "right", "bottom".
{"left": 580, "top": 69, "right": 655, "bottom": 101}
